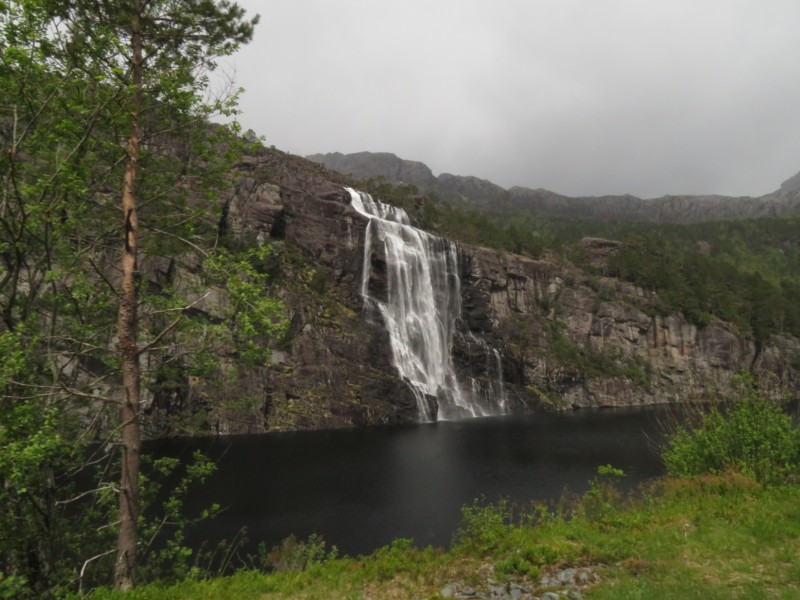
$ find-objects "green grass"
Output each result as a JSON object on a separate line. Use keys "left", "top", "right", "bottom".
{"left": 81, "top": 473, "right": 800, "bottom": 599}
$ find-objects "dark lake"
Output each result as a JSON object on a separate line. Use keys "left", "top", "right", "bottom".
{"left": 148, "top": 406, "right": 673, "bottom": 557}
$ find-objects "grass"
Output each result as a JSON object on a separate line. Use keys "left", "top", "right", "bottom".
{"left": 82, "top": 472, "right": 800, "bottom": 599}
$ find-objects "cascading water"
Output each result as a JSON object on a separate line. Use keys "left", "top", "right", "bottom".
{"left": 347, "top": 187, "right": 507, "bottom": 421}
{"left": 462, "top": 332, "right": 508, "bottom": 416}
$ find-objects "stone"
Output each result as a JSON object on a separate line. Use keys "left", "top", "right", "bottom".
{"left": 556, "top": 568, "right": 576, "bottom": 585}
{"left": 488, "top": 582, "right": 507, "bottom": 596}
{"left": 441, "top": 583, "right": 459, "bottom": 597}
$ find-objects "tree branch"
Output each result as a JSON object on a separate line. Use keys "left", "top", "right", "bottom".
{"left": 78, "top": 549, "right": 117, "bottom": 596}
{"left": 137, "top": 292, "right": 210, "bottom": 355}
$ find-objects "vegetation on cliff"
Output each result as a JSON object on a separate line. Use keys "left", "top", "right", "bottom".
{"left": 364, "top": 176, "right": 800, "bottom": 347}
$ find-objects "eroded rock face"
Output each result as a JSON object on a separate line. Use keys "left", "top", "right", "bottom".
{"left": 142, "top": 148, "right": 800, "bottom": 436}
{"left": 462, "top": 250, "right": 798, "bottom": 409}
{"left": 143, "top": 152, "right": 422, "bottom": 436}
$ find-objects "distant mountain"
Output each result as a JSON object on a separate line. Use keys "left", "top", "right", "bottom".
{"left": 306, "top": 152, "right": 437, "bottom": 191}
{"left": 306, "top": 151, "right": 800, "bottom": 223}
{"left": 780, "top": 170, "right": 800, "bottom": 193}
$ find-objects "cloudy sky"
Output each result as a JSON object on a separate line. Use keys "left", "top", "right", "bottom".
{"left": 221, "top": 0, "right": 800, "bottom": 199}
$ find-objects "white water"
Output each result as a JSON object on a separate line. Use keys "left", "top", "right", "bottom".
{"left": 347, "top": 187, "right": 507, "bottom": 421}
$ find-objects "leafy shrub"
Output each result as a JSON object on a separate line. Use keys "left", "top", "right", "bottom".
{"left": 364, "top": 538, "right": 430, "bottom": 581}
{"left": 662, "top": 378, "right": 800, "bottom": 485}
{"left": 0, "top": 573, "right": 28, "bottom": 599}
{"left": 579, "top": 465, "right": 626, "bottom": 522}
{"left": 495, "top": 554, "right": 540, "bottom": 579}
{"left": 264, "top": 533, "right": 337, "bottom": 572}
{"left": 454, "top": 498, "right": 511, "bottom": 554}
{"left": 523, "top": 543, "right": 559, "bottom": 566}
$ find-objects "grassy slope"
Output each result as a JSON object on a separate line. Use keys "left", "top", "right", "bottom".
{"left": 84, "top": 474, "right": 800, "bottom": 599}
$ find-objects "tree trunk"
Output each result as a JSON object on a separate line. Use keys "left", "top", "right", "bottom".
{"left": 114, "top": 5, "right": 143, "bottom": 591}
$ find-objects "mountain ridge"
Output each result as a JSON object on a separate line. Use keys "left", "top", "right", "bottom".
{"left": 306, "top": 151, "right": 800, "bottom": 223}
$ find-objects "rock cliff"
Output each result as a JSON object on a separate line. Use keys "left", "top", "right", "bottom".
{"left": 142, "top": 147, "right": 800, "bottom": 437}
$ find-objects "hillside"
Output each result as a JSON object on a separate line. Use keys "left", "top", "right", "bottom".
{"left": 7, "top": 129, "right": 800, "bottom": 594}
{"left": 138, "top": 144, "right": 799, "bottom": 437}
{"left": 5, "top": 132, "right": 798, "bottom": 440}
{"left": 307, "top": 151, "right": 800, "bottom": 223}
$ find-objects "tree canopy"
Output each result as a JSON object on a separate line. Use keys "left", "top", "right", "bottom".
{"left": 1, "top": 1, "right": 286, "bottom": 596}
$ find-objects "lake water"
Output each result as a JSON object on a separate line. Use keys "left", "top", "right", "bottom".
{"left": 148, "top": 406, "right": 672, "bottom": 557}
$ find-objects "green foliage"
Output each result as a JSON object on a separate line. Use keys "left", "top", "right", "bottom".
{"left": 361, "top": 538, "right": 430, "bottom": 581}
{"left": 135, "top": 452, "right": 221, "bottom": 583}
{"left": 579, "top": 465, "right": 627, "bottom": 523}
{"left": 454, "top": 498, "right": 512, "bottom": 554}
{"left": 549, "top": 331, "right": 619, "bottom": 378}
{"left": 260, "top": 534, "right": 338, "bottom": 573}
{"left": 202, "top": 246, "right": 288, "bottom": 366}
{"left": 0, "top": 445, "right": 224, "bottom": 596}
{"left": 0, "top": 323, "right": 106, "bottom": 598}
{"left": 0, "top": 0, "right": 278, "bottom": 594}
{"left": 0, "top": 573, "right": 28, "bottom": 599}
{"left": 547, "top": 328, "right": 652, "bottom": 386}
{"left": 603, "top": 221, "right": 800, "bottom": 342}
{"left": 65, "top": 476, "right": 800, "bottom": 599}
{"left": 663, "top": 377, "right": 800, "bottom": 484}
{"left": 494, "top": 554, "right": 540, "bottom": 579}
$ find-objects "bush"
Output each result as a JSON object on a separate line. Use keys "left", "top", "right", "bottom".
{"left": 662, "top": 378, "right": 800, "bottom": 485}
{"left": 579, "top": 464, "right": 626, "bottom": 522}
{"left": 364, "top": 538, "right": 432, "bottom": 581}
{"left": 263, "top": 533, "right": 337, "bottom": 572}
{"left": 495, "top": 554, "right": 540, "bottom": 579}
{"left": 454, "top": 498, "right": 511, "bottom": 554}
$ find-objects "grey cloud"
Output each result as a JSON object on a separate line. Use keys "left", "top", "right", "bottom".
{"left": 225, "top": 0, "right": 800, "bottom": 198}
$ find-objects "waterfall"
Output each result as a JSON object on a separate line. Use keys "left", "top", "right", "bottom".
{"left": 347, "top": 187, "right": 507, "bottom": 421}
{"left": 463, "top": 332, "right": 508, "bottom": 416}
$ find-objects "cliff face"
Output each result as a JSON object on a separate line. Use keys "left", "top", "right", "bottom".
{"left": 463, "top": 246, "right": 798, "bottom": 408}
{"left": 144, "top": 152, "right": 420, "bottom": 437}
{"left": 142, "top": 148, "right": 800, "bottom": 437}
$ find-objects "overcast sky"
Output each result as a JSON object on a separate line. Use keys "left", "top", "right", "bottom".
{"left": 220, "top": 0, "right": 800, "bottom": 199}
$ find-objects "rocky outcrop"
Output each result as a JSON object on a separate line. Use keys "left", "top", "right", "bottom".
{"left": 306, "top": 151, "right": 437, "bottom": 192}
{"left": 143, "top": 147, "right": 800, "bottom": 437}
{"left": 143, "top": 151, "right": 422, "bottom": 437}
{"left": 463, "top": 250, "right": 799, "bottom": 408}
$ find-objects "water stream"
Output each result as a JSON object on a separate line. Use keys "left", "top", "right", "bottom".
{"left": 347, "top": 187, "right": 506, "bottom": 421}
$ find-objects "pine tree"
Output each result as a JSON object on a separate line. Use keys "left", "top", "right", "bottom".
{"left": 1, "top": 0, "right": 271, "bottom": 592}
